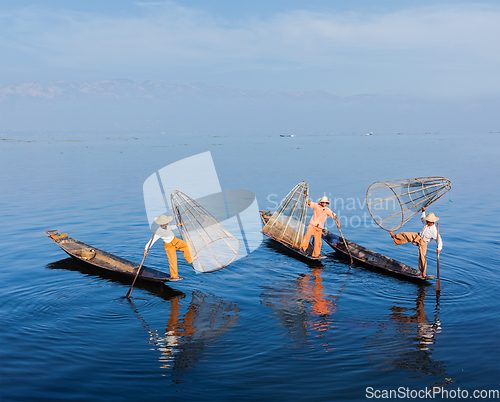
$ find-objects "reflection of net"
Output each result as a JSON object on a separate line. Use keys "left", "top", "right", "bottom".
{"left": 132, "top": 291, "right": 240, "bottom": 372}
{"left": 261, "top": 182, "right": 308, "bottom": 249}
{"left": 171, "top": 191, "right": 240, "bottom": 273}
{"left": 366, "top": 177, "right": 451, "bottom": 231}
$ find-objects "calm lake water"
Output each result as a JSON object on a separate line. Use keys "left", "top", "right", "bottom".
{"left": 1, "top": 131, "right": 499, "bottom": 401}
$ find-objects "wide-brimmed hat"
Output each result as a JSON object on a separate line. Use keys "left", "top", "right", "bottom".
{"left": 425, "top": 212, "right": 439, "bottom": 222}
{"left": 318, "top": 196, "right": 330, "bottom": 204}
{"left": 154, "top": 215, "right": 173, "bottom": 225}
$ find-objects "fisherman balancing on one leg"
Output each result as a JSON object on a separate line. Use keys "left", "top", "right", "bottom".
{"left": 300, "top": 196, "right": 341, "bottom": 257}
{"left": 389, "top": 207, "right": 442, "bottom": 278}
{"left": 144, "top": 214, "right": 194, "bottom": 281}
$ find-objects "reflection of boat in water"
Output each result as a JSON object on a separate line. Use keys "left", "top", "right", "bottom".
{"left": 130, "top": 291, "right": 240, "bottom": 373}
{"left": 44, "top": 230, "right": 174, "bottom": 283}
{"left": 47, "top": 258, "right": 183, "bottom": 300}
{"left": 49, "top": 257, "right": 240, "bottom": 375}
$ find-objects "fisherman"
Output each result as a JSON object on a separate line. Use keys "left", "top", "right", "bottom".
{"left": 144, "top": 214, "right": 194, "bottom": 281}
{"left": 300, "top": 196, "right": 341, "bottom": 257}
{"left": 389, "top": 207, "right": 442, "bottom": 278}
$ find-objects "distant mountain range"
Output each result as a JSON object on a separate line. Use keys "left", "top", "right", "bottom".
{"left": 0, "top": 79, "right": 498, "bottom": 134}
{"left": 0, "top": 79, "right": 342, "bottom": 102}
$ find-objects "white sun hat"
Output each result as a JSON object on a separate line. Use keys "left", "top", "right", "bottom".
{"left": 154, "top": 215, "right": 174, "bottom": 225}
{"left": 318, "top": 196, "right": 330, "bottom": 204}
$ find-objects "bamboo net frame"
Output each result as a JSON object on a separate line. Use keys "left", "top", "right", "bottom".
{"left": 261, "top": 181, "right": 309, "bottom": 249}
{"left": 366, "top": 177, "right": 451, "bottom": 231}
{"left": 171, "top": 190, "right": 240, "bottom": 273}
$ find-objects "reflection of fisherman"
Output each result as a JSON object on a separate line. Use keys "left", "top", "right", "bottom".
{"left": 389, "top": 286, "right": 442, "bottom": 352}
{"left": 155, "top": 296, "right": 183, "bottom": 368}
{"left": 300, "top": 196, "right": 340, "bottom": 257}
{"left": 145, "top": 296, "right": 198, "bottom": 369}
{"left": 132, "top": 291, "right": 240, "bottom": 372}
{"left": 144, "top": 215, "right": 194, "bottom": 280}
{"left": 298, "top": 269, "right": 337, "bottom": 332}
{"left": 389, "top": 207, "right": 442, "bottom": 278}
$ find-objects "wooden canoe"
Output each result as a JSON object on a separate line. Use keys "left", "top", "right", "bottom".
{"left": 260, "top": 211, "right": 326, "bottom": 261}
{"left": 321, "top": 230, "right": 435, "bottom": 281}
{"left": 44, "top": 230, "right": 176, "bottom": 283}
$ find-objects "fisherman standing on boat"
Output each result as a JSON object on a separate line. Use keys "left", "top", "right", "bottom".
{"left": 300, "top": 196, "right": 341, "bottom": 257}
{"left": 144, "top": 214, "right": 194, "bottom": 281}
{"left": 389, "top": 207, "right": 442, "bottom": 278}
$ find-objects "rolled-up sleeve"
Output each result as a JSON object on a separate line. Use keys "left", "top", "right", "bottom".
{"left": 437, "top": 234, "right": 443, "bottom": 251}
{"left": 421, "top": 211, "right": 427, "bottom": 225}
{"left": 145, "top": 233, "right": 160, "bottom": 250}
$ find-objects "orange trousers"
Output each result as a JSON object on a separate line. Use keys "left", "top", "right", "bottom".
{"left": 164, "top": 237, "right": 194, "bottom": 278}
{"left": 300, "top": 224, "right": 323, "bottom": 257}
{"left": 392, "top": 232, "right": 428, "bottom": 275}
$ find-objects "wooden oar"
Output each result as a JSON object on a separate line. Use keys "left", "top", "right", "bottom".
{"left": 126, "top": 231, "right": 156, "bottom": 299}
{"left": 337, "top": 223, "right": 353, "bottom": 266}
{"left": 436, "top": 222, "right": 441, "bottom": 293}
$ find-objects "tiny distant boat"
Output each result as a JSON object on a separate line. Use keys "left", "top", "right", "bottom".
{"left": 364, "top": 132, "right": 373, "bottom": 136}
{"left": 321, "top": 230, "right": 435, "bottom": 281}
{"left": 280, "top": 134, "right": 294, "bottom": 137}
{"left": 44, "top": 230, "right": 176, "bottom": 283}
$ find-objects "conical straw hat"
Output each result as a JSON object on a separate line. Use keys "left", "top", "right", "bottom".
{"left": 154, "top": 215, "right": 173, "bottom": 225}
{"left": 425, "top": 212, "right": 439, "bottom": 222}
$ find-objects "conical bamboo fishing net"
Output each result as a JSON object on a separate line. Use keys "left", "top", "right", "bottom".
{"left": 366, "top": 177, "right": 451, "bottom": 231}
{"left": 261, "top": 181, "right": 308, "bottom": 249}
{"left": 171, "top": 190, "right": 240, "bottom": 273}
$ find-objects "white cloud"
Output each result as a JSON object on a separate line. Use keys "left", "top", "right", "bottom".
{"left": 1, "top": 3, "right": 500, "bottom": 95}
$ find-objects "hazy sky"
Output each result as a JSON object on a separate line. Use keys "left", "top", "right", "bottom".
{"left": 1, "top": 1, "right": 499, "bottom": 99}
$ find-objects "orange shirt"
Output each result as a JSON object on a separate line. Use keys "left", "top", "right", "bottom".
{"left": 308, "top": 202, "right": 335, "bottom": 229}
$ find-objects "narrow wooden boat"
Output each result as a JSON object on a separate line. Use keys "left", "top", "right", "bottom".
{"left": 44, "top": 230, "right": 175, "bottom": 283}
{"left": 321, "top": 230, "right": 435, "bottom": 281}
{"left": 260, "top": 211, "right": 326, "bottom": 261}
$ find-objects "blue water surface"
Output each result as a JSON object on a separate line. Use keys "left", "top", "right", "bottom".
{"left": 1, "top": 132, "right": 499, "bottom": 401}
